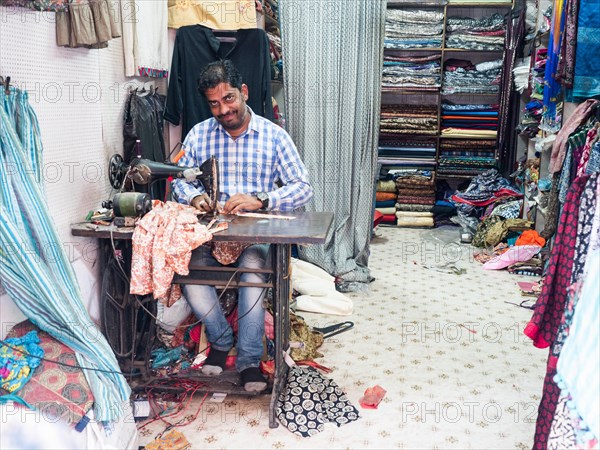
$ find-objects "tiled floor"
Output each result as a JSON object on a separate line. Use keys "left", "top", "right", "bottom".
{"left": 138, "top": 226, "right": 547, "bottom": 449}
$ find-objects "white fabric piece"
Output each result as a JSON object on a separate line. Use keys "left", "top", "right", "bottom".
{"left": 0, "top": 401, "right": 138, "bottom": 449}
{"left": 121, "top": 0, "right": 169, "bottom": 77}
{"left": 291, "top": 258, "right": 353, "bottom": 316}
{"left": 156, "top": 295, "right": 192, "bottom": 333}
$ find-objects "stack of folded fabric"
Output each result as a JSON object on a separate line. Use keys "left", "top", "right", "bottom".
{"left": 394, "top": 170, "right": 436, "bottom": 227}
{"left": 385, "top": 9, "right": 444, "bottom": 49}
{"left": 516, "top": 48, "right": 547, "bottom": 137}
{"left": 380, "top": 104, "right": 439, "bottom": 137}
{"left": 445, "top": 13, "right": 506, "bottom": 51}
{"left": 441, "top": 102, "right": 499, "bottom": 138}
{"left": 375, "top": 179, "right": 398, "bottom": 225}
{"left": 382, "top": 54, "right": 442, "bottom": 92}
{"left": 438, "top": 138, "right": 497, "bottom": 176}
{"left": 441, "top": 58, "right": 503, "bottom": 96}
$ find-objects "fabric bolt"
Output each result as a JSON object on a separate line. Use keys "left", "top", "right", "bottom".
{"left": 524, "top": 174, "right": 589, "bottom": 350}
{"left": 555, "top": 248, "right": 600, "bottom": 441}
{"left": 375, "top": 192, "right": 397, "bottom": 202}
{"left": 130, "top": 201, "right": 214, "bottom": 306}
{"left": 120, "top": 0, "right": 169, "bottom": 77}
{"left": 0, "top": 88, "right": 130, "bottom": 423}
{"left": 164, "top": 25, "right": 274, "bottom": 140}
{"left": 172, "top": 107, "right": 312, "bottom": 211}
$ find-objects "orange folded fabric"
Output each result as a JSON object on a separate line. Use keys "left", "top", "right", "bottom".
{"left": 515, "top": 229, "right": 546, "bottom": 247}
{"left": 376, "top": 192, "right": 397, "bottom": 201}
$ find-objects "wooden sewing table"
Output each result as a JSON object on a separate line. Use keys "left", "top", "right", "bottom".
{"left": 71, "top": 211, "right": 333, "bottom": 428}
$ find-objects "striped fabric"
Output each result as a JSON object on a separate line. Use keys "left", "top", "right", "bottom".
{"left": 0, "top": 88, "right": 130, "bottom": 423}
{"left": 172, "top": 107, "right": 313, "bottom": 211}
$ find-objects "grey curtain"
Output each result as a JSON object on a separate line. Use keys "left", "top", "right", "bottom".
{"left": 280, "top": 0, "right": 386, "bottom": 291}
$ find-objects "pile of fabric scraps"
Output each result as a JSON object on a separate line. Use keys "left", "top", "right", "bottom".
{"left": 130, "top": 200, "right": 225, "bottom": 306}
{"left": 384, "top": 9, "right": 444, "bottom": 49}
{"left": 517, "top": 280, "right": 544, "bottom": 297}
{"left": 441, "top": 102, "right": 499, "bottom": 139}
{"left": 441, "top": 58, "right": 503, "bottom": 97}
{"left": 145, "top": 429, "right": 191, "bottom": 450}
{"left": 0, "top": 331, "right": 44, "bottom": 394}
{"left": 445, "top": 13, "right": 506, "bottom": 51}
{"left": 382, "top": 54, "right": 441, "bottom": 91}
{"left": 395, "top": 170, "right": 436, "bottom": 227}
{"left": 451, "top": 168, "right": 523, "bottom": 218}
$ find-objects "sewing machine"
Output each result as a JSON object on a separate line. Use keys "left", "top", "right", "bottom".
{"left": 103, "top": 153, "right": 219, "bottom": 218}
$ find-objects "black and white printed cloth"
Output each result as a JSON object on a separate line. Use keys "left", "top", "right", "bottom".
{"left": 276, "top": 365, "right": 360, "bottom": 437}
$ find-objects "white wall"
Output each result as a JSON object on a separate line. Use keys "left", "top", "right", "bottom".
{"left": 0, "top": 6, "right": 164, "bottom": 336}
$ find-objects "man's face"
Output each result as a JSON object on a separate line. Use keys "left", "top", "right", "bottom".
{"left": 205, "top": 82, "right": 249, "bottom": 133}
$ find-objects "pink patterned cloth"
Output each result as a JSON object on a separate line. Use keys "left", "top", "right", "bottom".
{"left": 549, "top": 99, "right": 599, "bottom": 174}
{"left": 576, "top": 124, "right": 599, "bottom": 177}
{"left": 130, "top": 201, "right": 213, "bottom": 306}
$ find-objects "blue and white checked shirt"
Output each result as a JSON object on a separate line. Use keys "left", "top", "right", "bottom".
{"left": 172, "top": 107, "right": 313, "bottom": 211}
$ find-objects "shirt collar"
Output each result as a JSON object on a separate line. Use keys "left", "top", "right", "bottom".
{"left": 209, "top": 106, "right": 259, "bottom": 137}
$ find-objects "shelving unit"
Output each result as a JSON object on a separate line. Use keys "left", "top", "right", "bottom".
{"left": 380, "top": 0, "right": 514, "bottom": 181}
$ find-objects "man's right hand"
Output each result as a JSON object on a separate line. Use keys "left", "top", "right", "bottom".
{"left": 191, "top": 194, "right": 212, "bottom": 213}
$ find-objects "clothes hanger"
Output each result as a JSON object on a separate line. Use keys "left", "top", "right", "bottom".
{"left": 1, "top": 76, "right": 11, "bottom": 95}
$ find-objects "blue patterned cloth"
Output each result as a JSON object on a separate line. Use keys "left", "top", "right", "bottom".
{"left": 570, "top": 0, "right": 600, "bottom": 99}
{"left": 555, "top": 249, "right": 600, "bottom": 441}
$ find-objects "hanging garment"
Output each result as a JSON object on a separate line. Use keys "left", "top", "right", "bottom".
{"left": 525, "top": 174, "right": 589, "bottom": 350}
{"left": 55, "top": 0, "right": 121, "bottom": 49}
{"left": 168, "top": 0, "right": 257, "bottom": 30}
{"left": 0, "top": 0, "right": 67, "bottom": 10}
{"left": 164, "top": 25, "right": 274, "bottom": 140}
{"left": 570, "top": 0, "right": 600, "bottom": 99}
{"left": 120, "top": 0, "right": 169, "bottom": 78}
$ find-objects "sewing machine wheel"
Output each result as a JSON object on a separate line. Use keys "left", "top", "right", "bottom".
{"left": 108, "top": 154, "right": 127, "bottom": 189}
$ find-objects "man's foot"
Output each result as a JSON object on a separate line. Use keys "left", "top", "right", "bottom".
{"left": 201, "top": 348, "right": 229, "bottom": 375}
{"left": 240, "top": 367, "right": 267, "bottom": 392}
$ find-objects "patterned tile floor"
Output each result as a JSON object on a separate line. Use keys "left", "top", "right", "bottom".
{"left": 138, "top": 226, "right": 547, "bottom": 449}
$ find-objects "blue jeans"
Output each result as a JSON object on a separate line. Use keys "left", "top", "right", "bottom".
{"left": 183, "top": 244, "right": 270, "bottom": 372}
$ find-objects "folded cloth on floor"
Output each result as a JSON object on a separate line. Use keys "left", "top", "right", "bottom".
{"left": 483, "top": 245, "right": 542, "bottom": 270}
{"left": 291, "top": 258, "right": 353, "bottom": 316}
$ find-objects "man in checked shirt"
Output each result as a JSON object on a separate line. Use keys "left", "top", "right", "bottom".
{"left": 172, "top": 60, "right": 313, "bottom": 392}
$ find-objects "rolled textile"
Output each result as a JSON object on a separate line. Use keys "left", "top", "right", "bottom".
{"left": 376, "top": 191, "right": 397, "bottom": 201}
{"left": 396, "top": 211, "right": 434, "bottom": 217}
{"left": 395, "top": 215, "right": 435, "bottom": 227}
{"left": 376, "top": 180, "right": 397, "bottom": 192}
{"left": 375, "top": 200, "right": 396, "bottom": 208}
{"left": 375, "top": 207, "right": 397, "bottom": 215}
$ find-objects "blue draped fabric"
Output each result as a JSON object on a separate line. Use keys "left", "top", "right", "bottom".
{"left": 0, "top": 87, "right": 130, "bottom": 423}
{"left": 541, "top": 0, "right": 567, "bottom": 133}
{"left": 570, "top": 0, "right": 600, "bottom": 100}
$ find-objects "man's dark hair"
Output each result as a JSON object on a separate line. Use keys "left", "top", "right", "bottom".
{"left": 197, "top": 60, "right": 243, "bottom": 95}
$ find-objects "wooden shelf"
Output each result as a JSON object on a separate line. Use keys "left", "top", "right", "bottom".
{"left": 439, "top": 134, "right": 498, "bottom": 140}
{"left": 444, "top": 48, "right": 504, "bottom": 52}
{"left": 384, "top": 47, "right": 443, "bottom": 52}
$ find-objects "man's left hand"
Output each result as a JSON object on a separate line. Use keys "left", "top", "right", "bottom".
{"left": 223, "top": 193, "right": 262, "bottom": 214}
